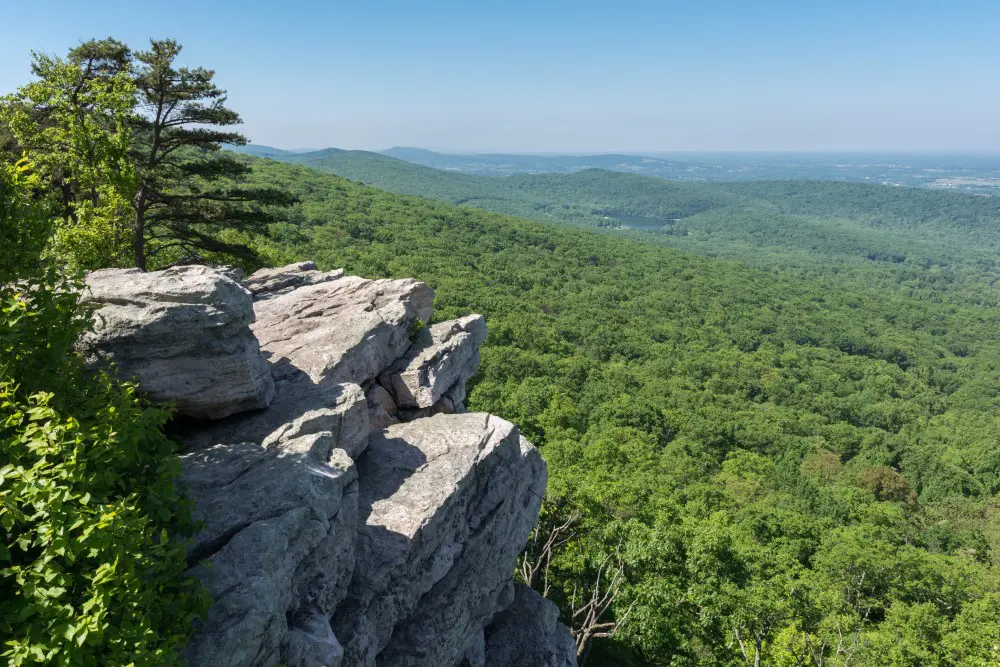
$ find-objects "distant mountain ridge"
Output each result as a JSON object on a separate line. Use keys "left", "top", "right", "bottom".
{"left": 381, "top": 146, "right": 690, "bottom": 176}
{"left": 237, "top": 144, "right": 1000, "bottom": 192}
{"left": 230, "top": 144, "right": 295, "bottom": 159}
{"left": 230, "top": 145, "right": 734, "bottom": 228}
{"left": 230, "top": 144, "right": 322, "bottom": 158}
{"left": 230, "top": 144, "right": 1000, "bottom": 276}
{"left": 235, "top": 144, "right": 691, "bottom": 177}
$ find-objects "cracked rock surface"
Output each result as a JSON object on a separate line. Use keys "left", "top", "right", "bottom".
{"left": 252, "top": 275, "right": 434, "bottom": 386}
{"left": 335, "top": 413, "right": 547, "bottom": 667}
{"left": 81, "top": 264, "right": 573, "bottom": 667}
{"left": 181, "top": 436, "right": 358, "bottom": 667}
{"left": 243, "top": 261, "right": 345, "bottom": 301}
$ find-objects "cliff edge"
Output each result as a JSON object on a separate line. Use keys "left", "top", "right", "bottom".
{"left": 79, "top": 262, "right": 576, "bottom": 667}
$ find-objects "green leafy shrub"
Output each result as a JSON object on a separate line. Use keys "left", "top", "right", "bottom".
{"left": 0, "top": 159, "right": 53, "bottom": 281}
{"left": 0, "top": 279, "right": 208, "bottom": 666}
{"left": 1, "top": 164, "right": 206, "bottom": 665}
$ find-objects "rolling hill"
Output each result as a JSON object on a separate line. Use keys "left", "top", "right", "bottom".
{"left": 230, "top": 144, "right": 297, "bottom": 159}
{"left": 236, "top": 146, "right": 1000, "bottom": 282}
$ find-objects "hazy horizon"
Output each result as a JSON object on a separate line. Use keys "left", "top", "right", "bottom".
{"left": 251, "top": 144, "right": 1000, "bottom": 158}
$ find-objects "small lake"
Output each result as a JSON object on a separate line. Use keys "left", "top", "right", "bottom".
{"left": 602, "top": 214, "right": 679, "bottom": 231}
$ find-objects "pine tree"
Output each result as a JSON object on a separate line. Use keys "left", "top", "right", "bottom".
{"left": 131, "top": 39, "right": 294, "bottom": 269}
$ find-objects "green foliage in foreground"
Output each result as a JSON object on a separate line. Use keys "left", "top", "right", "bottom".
{"left": 0, "top": 165, "right": 206, "bottom": 666}
{"left": 246, "top": 157, "right": 1000, "bottom": 665}
{"left": 0, "top": 160, "right": 52, "bottom": 275}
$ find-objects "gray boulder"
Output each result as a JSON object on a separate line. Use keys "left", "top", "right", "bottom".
{"left": 483, "top": 583, "right": 578, "bottom": 667}
{"left": 379, "top": 315, "right": 486, "bottom": 410}
{"left": 243, "top": 261, "right": 345, "bottom": 300}
{"left": 253, "top": 275, "right": 434, "bottom": 386}
{"left": 334, "top": 413, "right": 547, "bottom": 667}
{"left": 79, "top": 265, "right": 274, "bottom": 420}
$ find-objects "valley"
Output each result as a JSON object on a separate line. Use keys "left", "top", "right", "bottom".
{"left": 239, "top": 144, "right": 1000, "bottom": 192}
{"left": 233, "top": 145, "right": 1000, "bottom": 284}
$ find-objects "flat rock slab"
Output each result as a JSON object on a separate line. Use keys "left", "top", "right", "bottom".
{"left": 253, "top": 275, "right": 434, "bottom": 387}
{"left": 243, "top": 261, "right": 345, "bottom": 300}
{"left": 79, "top": 265, "right": 274, "bottom": 419}
{"left": 334, "top": 413, "right": 547, "bottom": 667}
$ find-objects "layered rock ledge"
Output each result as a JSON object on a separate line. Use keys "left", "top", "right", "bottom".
{"left": 82, "top": 262, "right": 575, "bottom": 667}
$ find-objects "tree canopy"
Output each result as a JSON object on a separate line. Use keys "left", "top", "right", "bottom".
{"left": 130, "top": 39, "right": 295, "bottom": 269}
{"left": 0, "top": 37, "right": 294, "bottom": 272}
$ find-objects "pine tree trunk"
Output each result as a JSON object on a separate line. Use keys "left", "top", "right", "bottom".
{"left": 134, "top": 192, "right": 146, "bottom": 270}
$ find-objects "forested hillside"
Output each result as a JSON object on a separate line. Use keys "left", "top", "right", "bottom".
{"left": 377, "top": 147, "right": 1000, "bottom": 189}
{"left": 250, "top": 147, "right": 1000, "bottom": 283}
{"left": 381, "top": 146, "right": 691, "bottom": 176}
{"left": 245, "top": 157, "right": 1000, "bottom": 665}
{"left": 239, "top": 145, "right": 726, "bottom": 225}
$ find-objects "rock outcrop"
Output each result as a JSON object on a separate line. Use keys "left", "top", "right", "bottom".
{"left": 81, "top": 263, "right": 575, "bottom": 667}
{"left": 79, "top": 266, "right": 274, "bottom": 420}
{"left": 336, "top": 414, "right": 546, "bottom": 667}
{"left": 483, "top": 584, "right": 577, "bottom": 667}
{"left": 379, "top": 314, "right": 486, "bottom": 411}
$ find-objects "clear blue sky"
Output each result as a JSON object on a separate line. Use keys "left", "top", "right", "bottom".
{"left": 3, "top": 1, "right": 998, "bottom": 153}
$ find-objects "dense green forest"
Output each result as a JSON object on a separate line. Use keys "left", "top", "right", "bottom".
{"left": 245, "top": 157, "right": 1000, "bottom": 665}
{"left": 7, "top": 37, "right": 1000, "bottom": 666}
